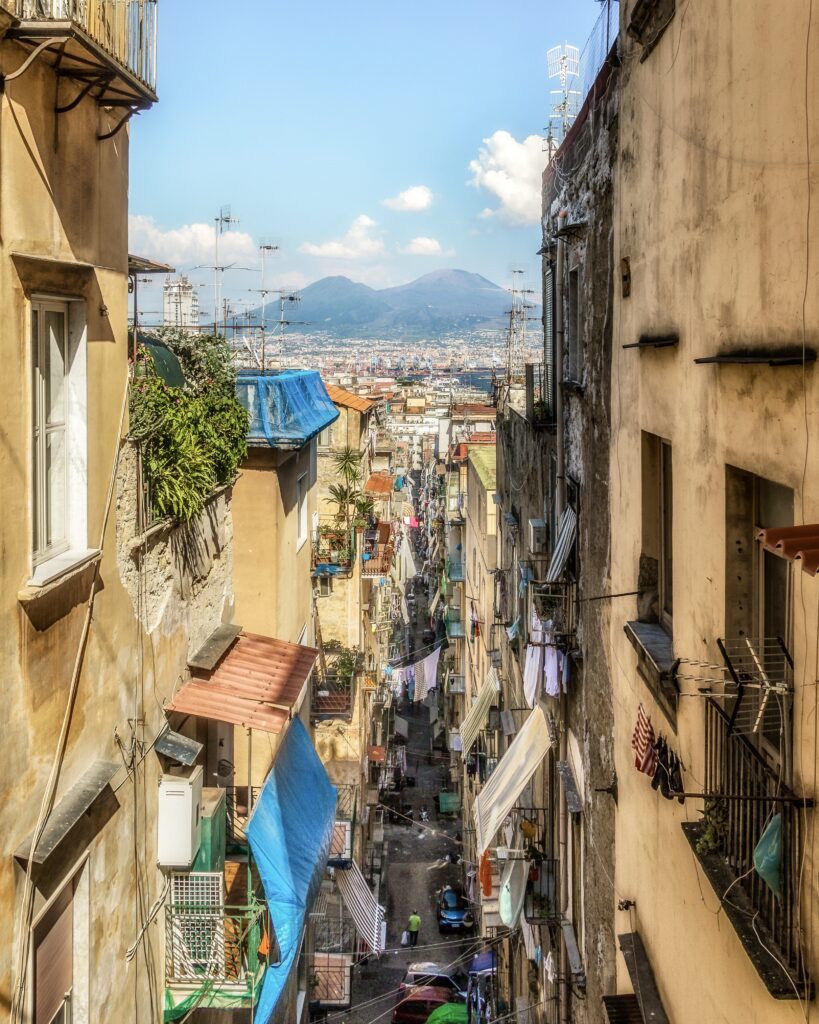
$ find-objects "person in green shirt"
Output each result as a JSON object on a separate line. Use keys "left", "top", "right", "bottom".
{"left": 407, "top": 911, "right": 421, "bottom": 947}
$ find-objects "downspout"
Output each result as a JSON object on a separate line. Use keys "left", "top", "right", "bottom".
{"left": 555, "top": 208, "right": 570, "bottom": 1024}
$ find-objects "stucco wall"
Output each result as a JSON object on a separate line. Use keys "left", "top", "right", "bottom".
{"left": 610, "top": 2, "right": 819, "bottom": 1020}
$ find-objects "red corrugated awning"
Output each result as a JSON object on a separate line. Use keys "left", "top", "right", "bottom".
{"left": 368, "top": 745, "right": 386, "bottom": 764}
{"left": 756, "top": 525, "right": 819, "bottom": 576}
{"left": 167, "top": 631, "right": 319, "bottom": 733}
{"left": 364, "top": 472, "right": 394, "bottom": 496}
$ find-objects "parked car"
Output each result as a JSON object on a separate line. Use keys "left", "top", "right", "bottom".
{"left": 436, "top": 886, "right": 475, "bottom": 933}
{"left": 391, "top": 985, "right": 457, "bottom": 1024}
{"left": 398, "top": 962, "right": 468, "bottom": 998}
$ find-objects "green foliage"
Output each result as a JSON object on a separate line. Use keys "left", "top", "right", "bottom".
{"left": 156, "top": 327, "right": 238, "bottom": 396}
{"left": 696, "top": 798, "right": 728, "bottom": 857}
{"left": 332, "top": 445, "right": 363, "bottom": 487}
{"left": 130, "top": 343, "right": 248, "bottom": 522}
{"left": 324, "top": 641, "right": 361, "bottom": 691}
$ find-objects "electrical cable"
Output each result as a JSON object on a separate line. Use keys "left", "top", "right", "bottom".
{"left": 11, "top": 370, "right": 130, "bottom": 1024}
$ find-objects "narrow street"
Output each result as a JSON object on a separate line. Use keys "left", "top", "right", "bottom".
{"left": 346, "top": 703, "right": 472, "bottom": 1024}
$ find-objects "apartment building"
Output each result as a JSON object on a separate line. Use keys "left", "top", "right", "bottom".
{"left": 605, "top": 1, "right": 819, "bottom": 1019}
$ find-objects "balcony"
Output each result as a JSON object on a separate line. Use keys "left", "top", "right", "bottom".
{"left": 224, "top": 785, "right": 260, "bottom": 851}
{"left": 164, "top": 867, "right": 270, "bottom": 1014}
{"left": 681, "top": 697, "right": 812, "bottom": 999}
{"left": 313, "top": 649, "right": 361, "bottom": 721}
{"left": 313, "top": 518, "right": 355, "bottom": 573}
{"left": 361, "top": 522, "right": 393, "bottom": 578}
{"left": 446, "top": 607, "right": 465, "bottom": 639}
{"left": 446, "top": 559, "right": 465, "bottom": 582}
{"left": 9, "top": 0, "right": 158, "bottom": 108}
{"left": 525, "top": 362, "right": 556, "bottom": 428}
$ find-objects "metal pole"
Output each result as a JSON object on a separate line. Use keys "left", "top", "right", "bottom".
{"left": 555, "top": 209, "right": 567, "bottom": 517}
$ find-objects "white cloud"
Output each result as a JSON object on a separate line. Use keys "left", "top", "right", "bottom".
{"left": 467, "top": 130, "right": 544, "bottom": 224}
{"left": 382, "top": 185, "right": 434, "bottom": 212}
{"left": 398, "top": 236, "right": 444, "bottom": 256}
{"left": 299, "top": 214, "right": 385, "bottom": 260}
{"left": 128, "top": 214, "right": 258, "bottom": 267}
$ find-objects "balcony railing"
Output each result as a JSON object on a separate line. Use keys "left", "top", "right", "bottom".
{"left": 446, "top": 559, "right": 465, "bottom": 582}
{"left": 165, "top": 900, "right": 267, "bottom": 987}
{"left": 313, "top": 670, "right": 355, "bottom": 719}
{"left": 313, "top": 519, "right": 355, "bottom": 571}
{"left": 309, "top": 953, "right": 352, "bottom": 1007}
{"left": 446, "top": 608, "right": 465, "bottom": 639}
{"left": 526, "top": 362, "right": 557, "bottom": 428}
{"left": 336, "top": 783, "right": 357, "bottom": 821}
{"left": 13, "top": 0, "right": 158, "bottom": 92}
{"left": 224, "top": 786, "right": 260, "bottom": 848}
{"left": 700, "top": 697, "right": 810, "bottom": 989}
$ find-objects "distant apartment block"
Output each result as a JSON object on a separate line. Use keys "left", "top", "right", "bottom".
{"left": 163, "top": 274, "right": 200, "bottom": 326}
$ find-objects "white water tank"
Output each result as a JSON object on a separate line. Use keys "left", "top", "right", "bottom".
{"left": 157, "top": 765, "right": 203, "bottom": 867}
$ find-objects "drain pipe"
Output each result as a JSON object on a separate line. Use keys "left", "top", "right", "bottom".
{"left": 555, "top": 208, "right": 570, "bottom": 1024}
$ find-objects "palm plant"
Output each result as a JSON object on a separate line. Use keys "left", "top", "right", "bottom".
{"left": 332, "top": 445, "right": 363, "bottom": 487}
{"left": 328, "top": 482, "right": 359, "bottom": 527}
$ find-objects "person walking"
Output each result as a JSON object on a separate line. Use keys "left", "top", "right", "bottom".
{"left": 407, "top": 910, "right": 421, "bottom": 947}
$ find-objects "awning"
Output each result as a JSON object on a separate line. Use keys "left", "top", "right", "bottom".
{"left": 474, "top": 706, "right": 552, "bottom": 855}
{"left": 429, "top": 587, "right": 441, "bottom": 617}
{"left": 364, "top": 472, "right": 394, "bottom": 497}
{"left": 335, "top": 860, "right": 386, "bottom": 953}
{"left": 546, "top": 506, "right": 577, "bottom": 583}
{"left": 757, "top": 524, "right": 819, "bottom": 576}
{"left": 459, "top": 668, "right": 501, "bottom": 755}
{"left": 247, "top": 719, "right": 337, "bottom": 1024}
{"left": 236, "top": 369, "right": 339, "bottom": 450}
{"left": 166, "top": 632, "right": 318, "bottom": 733}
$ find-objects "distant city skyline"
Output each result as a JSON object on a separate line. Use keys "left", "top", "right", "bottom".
{"left": 129, "top": 0, "right": 606, "bottom": 323}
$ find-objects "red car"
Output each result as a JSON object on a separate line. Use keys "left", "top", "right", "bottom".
{"left": 392, "top": 985, "right": 458, "bottom": 1023}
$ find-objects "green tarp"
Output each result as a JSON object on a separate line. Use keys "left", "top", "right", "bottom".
{"left": 427, "top": 1004, "right": 468, "bottom": 1023}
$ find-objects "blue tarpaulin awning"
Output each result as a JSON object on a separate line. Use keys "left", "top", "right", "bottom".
{"left": 247, "top": 718, "right": 337, "bottom": 1023}
{"left": 236, "top": 370, "right": 339, "bottom": 450}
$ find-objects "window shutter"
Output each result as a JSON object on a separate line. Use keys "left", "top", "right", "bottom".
{"left": 34, "top": 883, "right": 73, "bottom": 1024}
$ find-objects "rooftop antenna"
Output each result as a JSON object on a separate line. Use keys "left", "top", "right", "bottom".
{"left": 505, "top": 269, "right": 537, "bottom": 383}
{"left": 213, "top": 205, "right": 240, "bottom": 326}
{"left": 546, "top": 43, "right": 581, "bottom": 143}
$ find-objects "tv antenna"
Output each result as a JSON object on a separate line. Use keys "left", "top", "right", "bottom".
{"left": 212, "top": 205, "right": 240, "bottom": 325}
{"left": 505, "top": 269, "right": 537, "bottom": 382}
{"left": 546, "top": 43, "right": 581, "bottom": 143}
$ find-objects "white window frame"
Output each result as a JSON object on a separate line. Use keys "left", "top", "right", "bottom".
{"left": 30, "top": 296, "right": 91, "bottom": 586}
{"left": 296, "top": 472, "right": 308, "bottom": 551}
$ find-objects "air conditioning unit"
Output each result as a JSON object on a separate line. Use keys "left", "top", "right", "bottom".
{"left": 158, "top": 765, "right": 203, "bottom": 868}
{"left": 528, "top": 518, "right": 547, "bottom": 555}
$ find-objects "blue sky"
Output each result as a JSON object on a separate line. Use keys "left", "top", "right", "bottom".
{"left": 129, "top": 0, "right": 606, "bottom": 320}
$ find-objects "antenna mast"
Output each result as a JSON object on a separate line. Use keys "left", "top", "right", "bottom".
{"left": 506, "top": 269, "right": 536, "bottom": 383}
{"left": 546, "top": 43, "right": 581, "bottom": 144}
{"left": 213, "top": 204, "right": 239, "bottom": 327}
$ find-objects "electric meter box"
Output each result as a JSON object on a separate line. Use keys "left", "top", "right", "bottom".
{"left": 157, "top": 765, "right": 204, "bottom": 868}
{"left": 528, "top": 518, "right": 547, "bottom": 555}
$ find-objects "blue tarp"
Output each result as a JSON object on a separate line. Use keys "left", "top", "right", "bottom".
{"left": 236, "top": 370, "right": 339, "bottom": 449}
{"left": 247, "top": 718, "right": 337, "bottom": 1023}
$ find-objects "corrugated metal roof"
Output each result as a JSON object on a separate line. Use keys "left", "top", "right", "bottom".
{"left": 167, "top": 631, "right": 318, "bottom": 733}
{"left": 364, "top": 472, "right": 394, "bottom": 496}
{"left": 757, "top": 525, "right": 819, "bottom": 576}
{"left": 469, "top": 448, "right": 497, "bottom": 491}
{"left": 325, "top": 384, "right": 375, "bottom": 413}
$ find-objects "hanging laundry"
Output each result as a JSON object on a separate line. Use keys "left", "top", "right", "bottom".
{"left": 479, "top": 850, "right": 493, "bottom": 897}
{"left": 414, "top": 644, "right": 441, "bottom": 702}
{"left": 506, "top": 616, "right": 522, "bottom": 641}
{"left": 651, "top": 735, "right": 685, "bottom": 802}
{"left": 561, "top": 650, "right": 571, "bottom": 693}
{"left": 543, "top": 621, "right": 561, "bottom": 698}
{"left": 632, "top": 703, "right": 658, "bottom": 776}
{"left": 523, "top": 607, "right": 545, "bottom": 707}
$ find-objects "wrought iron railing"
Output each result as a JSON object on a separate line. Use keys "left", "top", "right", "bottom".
{"left": 165, "top": 901, "right": 267, "bottom": 985}
{"left": 224, "top": 786, "right": 260, "bottom": 847}
{"left": 528, "top": 362, "right": 557, "bottom": 428}
{"left": 309, "top": 953, "right": 352, "bottom": 1006}
{"left": 14, "top": 0, "right": 158, "bottom": 90}
{"left": 704, "top": 697, "right": 807, "bottom": 978}
{"left": 313, "top": 915, "right": 357, "bottom": 955}
{"left": 313, "top": 670, "right": 354, "bottom": 719}
{"left": 447, "top": 559, "right": 465, "bottom": 582}
{"left": 336, "top": 783, "right": 357, "bottom": 821}
{"left": 313, "top": 518, "right": 355, "bottom": 570}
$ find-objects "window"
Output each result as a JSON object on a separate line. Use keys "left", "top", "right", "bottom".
{"left": 318, "top": 426, "right": 331, "bottom": 448}
{"left": 30, "top": 298, "right": 88, "bottom": 581}
{"left": 640, "top": 433, "right": 673, "bottom": 630}
{"left": 32, "top": 863, "right": 89, "bottom": 1024}
{"left": 296, "top": 473, "right": 308, "bottom": 550}
{"left": 725, "top": 467, "right": 793, "bottom": 763}
{"left": 318, "top": 576, "right": 333, "bottom": 598}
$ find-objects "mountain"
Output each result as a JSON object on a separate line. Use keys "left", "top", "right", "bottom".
{"left": 252, "top": 269, "right": 539, "bottom": 339}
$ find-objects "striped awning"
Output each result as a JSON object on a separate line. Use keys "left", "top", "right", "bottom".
{"left": 429, "top": 587, "right": 441, "bottom": 617}
{"left": 335, "top": 861, "right": 385, "bottom": 953}
{"left": 474, "top": 705, "right": 552, "bottom": 855}
{"left": 459, "top": 668, "right": 501, "bottom": 755}
{"left": 546, "top": 507, "right": 577, "bottom": 583}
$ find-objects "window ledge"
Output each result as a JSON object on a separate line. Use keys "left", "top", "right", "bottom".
{"left": 681, "top": 820, "right": 813, "bottom": 1000}
{"left": 22, "top": 548, "right": 101, "bottom": 596}
{"left": 624, "top": 620, "right": 678, "bottom": 726}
